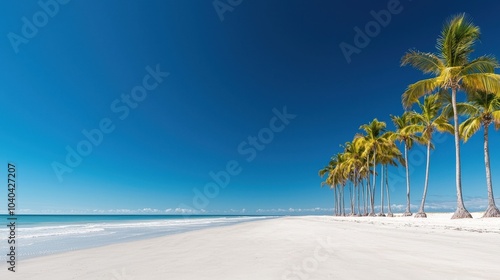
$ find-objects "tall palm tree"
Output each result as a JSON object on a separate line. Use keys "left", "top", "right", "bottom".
{"left": 343, "top": 141, "right": 365, "bottom": 216}
{"left": 401, "top": 14, "right": 500, "bottom": 219}
{"left": 377, "top": 135, "right": 404, "bottom": 217}
{"left": 407, "top": 94, "right": 454, "bottom": 218}
{"left": 356, "top": 119, "right": 387, "bottom": 216}
{"left": 319, "top": 158, "right": 338, "bottom": 215}
{"left": 390, "top": 112, "right": 419, "bottom": 216}
{"left": 335, "top": 153, "right": 349, "bottom": 216}
{"left": 351, "top": 138, "right": 370, "bottom": 216}
{"left": 319, "top": 153, "right": 349, "bottom": 216}
{"left": 459, "top": 91, "right": 500, "bottom": 217}
{"left": 340, "top": 142, "right": 355, "bottom": 216}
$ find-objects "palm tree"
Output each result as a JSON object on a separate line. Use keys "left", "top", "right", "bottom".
{"left": 319, "top": 158, "right": 337, "bottom": 215}
{"left": 350, "top": 138, "right": 370, "bottom": 216}
{"left": 359, "top": 162, "right": 370, "bottom": 215}
{"left": 377, "top": 135, "right": 404, "bottom": 217}
{"left": 407, "top": 94, "right": 454, "bottom": 218}
{"left": 401, "top": 14, "right": 500, "bottom": 219}
{"left": 459, "top": 91, "right": 500, "bottom": 217}
{"left": 390, "top": 112, "right": 419, "bottom": 216}
{"left": 356, "top": 119, "right": 387, "bottom": 216}
{"left": 320, "top": 156, "right": 338, "bottom": 215}
{"left": 343, "top": 141, "right": 365, "bottom": 216}
{"left": 319, "top": 154, "right": 346, "bottom": 216}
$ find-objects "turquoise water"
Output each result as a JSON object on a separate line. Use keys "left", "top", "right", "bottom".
{"left": 0, "top": 215, "right": 273, "bottom": 260}
{"left": 0, "top": 214, "right": 265, "bottom": 226}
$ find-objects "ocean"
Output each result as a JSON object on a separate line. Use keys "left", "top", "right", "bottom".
{"left": 0, "top": 215, "right": 273, "bottom": 260}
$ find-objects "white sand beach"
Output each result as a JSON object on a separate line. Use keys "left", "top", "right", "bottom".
{"left": 2, "top": 213, "right": 500, "bottom": 280}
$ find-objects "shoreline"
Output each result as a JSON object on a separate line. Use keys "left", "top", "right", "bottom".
{"left": 1, "top": 214, "right": 499, "bottom": 279}
{"left": 0, "top": 215, "right": 275, "bottom": 262}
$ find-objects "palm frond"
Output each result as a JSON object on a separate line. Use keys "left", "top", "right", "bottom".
{"left": 460, "top": 56, "right": 498, "bottom": 75}
{"left": 436, "top": 88, "right": 452, "bottom": 104}
{"left": 459, "top": 117, "right": 482, "bottom": 142}
{"left": 434, "top": 116, "right": 454, "bottom": 134}
{"left": 402, "top": 78, "right": 441, "bottom": 108}
{"left": 401, "top": 50, "right": 444, "bottom": 74}
{"left": 455, "top": 102, "right": 480, "bottom": 116}
{"left": 437, "top": 13, "right": 480, "bottom": 66}
{"left": 493, "top": 111, "right": 500, "bottom": 130}
{"left": 402, "top": 123, "right": 424, "bottom": 134}
{"left": 461, "top": 73, "right": 500, "bottom": 95}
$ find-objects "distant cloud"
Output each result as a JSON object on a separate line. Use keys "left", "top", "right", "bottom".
{"left": 1, "top": 197, "right": 498, "bottom": 215}
{"left": 174, "top": 208, "right": 205, "bottom": 214}
{"left": 256, "top": 207, "right": 333, "bottom": 214}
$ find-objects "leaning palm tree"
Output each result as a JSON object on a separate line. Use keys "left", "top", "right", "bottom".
{"left": 407, "top": 94, "right": 454, "bottom": 218}
{"left": 320, "top": 156, "right": 339, "bottom": 216}
{"left": 390, "top": 112, "right": 419, "bottom": 216}
{"left": 401, "top": 14, "right": 500, "bottom": 218}
{"left": 319, "top": 158, "right": 336, "bottom": 215}
{"left": 459, "top": 91, "right": 500, "bottom": 217}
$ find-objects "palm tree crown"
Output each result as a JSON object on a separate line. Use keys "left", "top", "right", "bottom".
{"left": 401, "top": 14, "right": 500, "bottom": 107}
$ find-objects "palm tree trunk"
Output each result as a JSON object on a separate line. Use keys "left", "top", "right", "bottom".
{"left": 366, "top": 154, "right": 375, "bottom": 216}
{"left": 416, "top": 141, "right": 432, "bottom": 218}
{"left": 378, "top": 164, "right": 385, "bottom": 216}
{"left": 482, "top": 123, "right": 500, "bottom": 217}
{"left": 386, "top": 165, "right": 393, "bottom": 217}
{"left": 366, "top": 179, "right": 371, "bottom": 214}
{"left": 366, "top": 180, "right": 370, "bottom": 215}
{"left": 341, "top": 185, "right": 345, "bottom": 216}
{"left": 354, "top": 172, "right": 359, "bottom": 216}
{"left": 370, "top": 151, "right": 376, "bottom": 216}
{"left": 352, "top": 182, "right": 356, "bottom": 215}
{"left": 353, "top": 169, "right": 358, "bottom": 215}
{"left": 332, "top": 186, "right": 336, "bottom": 216}
{"left": 336, "top": 186, "right": 340, "bottom": 216}
{"left": 403, "top": 142, "right": 412, "bottom": 216}
{"left": 450, "top": 87, "right": 472, "bottom": 219}
{"left": 339, "top": 186, "right": 342, "bottom": 216}
{"left": 357, "top": 180, "right": 361, "bottom": 216}
{"left": 365, "top": 156, "right": 369, "bottom": 214}
{"left": 349, "top": 183, "right": 354, "bottom": 215}
{"left": 353, "top": 182, "right": 357, "bottom": 215}
{"left": 362, "top": 180, "right": 367, "bottom": 215}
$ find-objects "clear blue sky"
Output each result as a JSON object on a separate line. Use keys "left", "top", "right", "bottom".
{"left": 1, "top": 0, "right": 499, "bottom": 214}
